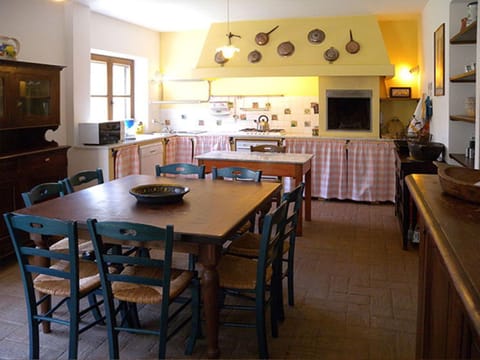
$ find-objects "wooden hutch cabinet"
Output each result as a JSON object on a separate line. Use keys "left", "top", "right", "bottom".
{"left": 0, "top": 59, "right": 69, "bottom": 260}
{"left": 407, "top": 174, "right": 480, "bottom": 359}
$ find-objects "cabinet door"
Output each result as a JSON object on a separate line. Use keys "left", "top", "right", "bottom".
{"left": 17, "top": 148, "right": 68, "bottom": 197}
{"left": 11, "top": 68, "right": 60, "bottom": 128}
{"left": 0, "top": 159, "right": 18, "bottom": 258}
{"left": 0, "top": 70, "right": 12, "bottom": 129}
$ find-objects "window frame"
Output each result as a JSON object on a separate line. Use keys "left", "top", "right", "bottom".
{"left": 90, "top": 53, "right": 135, "bottom": 120}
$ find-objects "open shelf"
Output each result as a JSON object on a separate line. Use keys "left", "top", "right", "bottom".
{"left": 450, "top": 69, "right": 476, "bottom": 82}
{"left": 450, "top": 21, "right": 477, "bottom": 44}
{"left": 450, "top": 153, "right": 475, "bottom": 169}
{"left": 450, "top": 114, "right": 476, "bottom": 123}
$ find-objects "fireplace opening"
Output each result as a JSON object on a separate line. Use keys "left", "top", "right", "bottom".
{"left": 326, "top": 89, "right": 372, "bottom": 131}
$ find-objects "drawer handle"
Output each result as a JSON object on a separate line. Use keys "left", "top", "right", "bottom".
{"left": 44, "top": 157, "right": 51, "bottom": 163}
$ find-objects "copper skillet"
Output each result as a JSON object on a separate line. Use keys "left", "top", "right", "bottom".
{"left": 255, "top": 25, "right": 279, "bottom": 46}
{"left": 346, "top": 29, "right": 360, "bottom": 54}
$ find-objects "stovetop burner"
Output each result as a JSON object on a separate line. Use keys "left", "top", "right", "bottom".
{"left": 239, "top": 128, "right": 285, "bottom": 133}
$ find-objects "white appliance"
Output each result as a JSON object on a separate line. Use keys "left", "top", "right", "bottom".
{"left": 234, "top": 137, "right": 284, "bottom": 152}
{"left": 139, "top": 142, "right": 164, "bottom": 175}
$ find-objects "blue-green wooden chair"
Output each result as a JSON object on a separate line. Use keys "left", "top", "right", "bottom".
{"left": 21, "top": 181, "right": 65, "bottom": 207}
{"left": 86, "top": 219, "right": 201, "bottom": 359}
{"left": 155, "top": 163, "right": 206, "bottom": 178}
{"left": 3, "top": 213, "right": 104, "bottom": 360}
{"left": 212, "top": 166, "right": 262, "bottom": 182}
{"left": 62, "top": 168, "right": 104, "bottom": 194}
{"left": 216, "top": 200, "right": 288, "bottom": 359}
{"left": 226, "top": 182, "right": 305, "bottom": 320}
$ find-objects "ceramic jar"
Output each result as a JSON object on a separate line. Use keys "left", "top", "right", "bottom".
{"left": 0, "top": 36, "right": 20, "bottom": 59}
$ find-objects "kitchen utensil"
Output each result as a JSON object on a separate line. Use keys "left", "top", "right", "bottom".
{"left": 214, "top": 51, "right": 229, "bottom": 65}
{"left": 255, "top": 25, "right": 279, "bottom": 46}
{"left": 129, "top": 183, "right": 190, "bottom": 204}
{"left": 248, "top": 50, "right": 262, "bottom": 63}
{"left": 307, "top": 28, "right": 325, "bottom": 44}
{"left": 323, "top": 46, "right": 339, "bottom": 62}
{"left": 345, "top": 29, "right": 360, "bottom": 54}
{"left": 435, "top": 161, "right": 480, "bottom": 204}
{"left": 407, "top": 141, "right": 444, "bottom": 161}
{"left": 277, "top": 41, "right": 295, "bottom": 57}
{"left": 256, "top": 115, "right": 269, "bottom": 131}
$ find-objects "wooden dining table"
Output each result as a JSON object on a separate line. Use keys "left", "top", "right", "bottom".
{"left": 14, "top": 174, "right": 281, "bottom": 359}
{"left": 196, "top": 150, "right": 313, "bottom": 236}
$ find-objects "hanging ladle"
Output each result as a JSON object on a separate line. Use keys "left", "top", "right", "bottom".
{"left": 255, "top": 25, "right": 279, "bottom": 46}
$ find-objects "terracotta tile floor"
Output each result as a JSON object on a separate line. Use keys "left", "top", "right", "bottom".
{"left": 0, "top": 199, "right": 418, "bottom": 359}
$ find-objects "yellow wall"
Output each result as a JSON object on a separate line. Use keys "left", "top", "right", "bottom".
{"left": 378, "top": 17, "right": 420, "bottom": 98}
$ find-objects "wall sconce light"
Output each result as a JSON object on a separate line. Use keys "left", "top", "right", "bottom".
{"left": 409, "top": 65, "right": 420, "bottom": 74}
{"left": 215, "top": 0, "right": 241, "bottom": 59}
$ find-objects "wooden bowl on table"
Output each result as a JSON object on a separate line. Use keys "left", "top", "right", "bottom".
{"left": 435, "top": 162, "right": 480, "bottom": 204}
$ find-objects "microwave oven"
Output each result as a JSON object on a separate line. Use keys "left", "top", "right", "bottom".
{"left": 78, "top": 121, "right": 123, "bottom": 145}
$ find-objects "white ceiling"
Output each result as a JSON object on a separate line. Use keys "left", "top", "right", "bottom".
{"left": 75, "top": 0, "right": 428, "bottom": 32}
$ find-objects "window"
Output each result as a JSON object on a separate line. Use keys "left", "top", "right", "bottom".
{"left": 90, "top": 54, "right": 134, "bottom": 121}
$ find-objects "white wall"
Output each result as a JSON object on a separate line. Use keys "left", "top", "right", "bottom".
{"left": 1, "top": 0, "right": 161, "bottom": 175}
{"left": 421, "top": 0, "right": 450, "bottom": 148}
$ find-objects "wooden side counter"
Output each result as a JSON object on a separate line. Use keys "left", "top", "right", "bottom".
{"left": 406, "top": 174, "right": 480, "bottom": 359}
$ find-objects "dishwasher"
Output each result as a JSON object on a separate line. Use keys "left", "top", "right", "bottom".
{"left": 139, "top": 142, "right": 164, "bottom": 176}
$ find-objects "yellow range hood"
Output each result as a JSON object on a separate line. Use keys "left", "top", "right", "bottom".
{"left": 194, "top": 15, "right": 394, "bottom": 78}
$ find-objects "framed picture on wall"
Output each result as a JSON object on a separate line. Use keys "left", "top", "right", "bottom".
{"left": 390, "top": 87, "right": 411, "bottom": 98}
{"left": 434, "top": 23, "right": 445, "bottom": 96}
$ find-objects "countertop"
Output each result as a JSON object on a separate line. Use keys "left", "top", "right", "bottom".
{"left": 196, "top": 150, "right": 313, "bottom": 164}
{"left": 74, "top": 131, "right": 395, "bottom": 149}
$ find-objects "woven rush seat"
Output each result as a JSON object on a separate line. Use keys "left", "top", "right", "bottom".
{"left": 33, "top": 259, "right": 100, "bottom": 296}
{"left": 112, "top": 265, "right": 195, "bottom": 304}
{"left": 49, "top": 236, "right": 94, "bottom": 253}
{"left": 228, "top": 231, "right": 291, "bottom": 258}
{"left": 218, "top": 254, "right": 272, "bottom": 290}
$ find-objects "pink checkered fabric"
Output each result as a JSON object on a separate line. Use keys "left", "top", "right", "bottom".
{"left": 114, "top": 144, "right": 140, "bottom": 179}
{"left": 165, "top": 136, "right": 193, "bottom": 164}
{"left": 193, "top": 135, "right": 231, "bottom": 164}
{"left": 347, "top": 140, "right": 396, "bottom": 202}
{"left": 285, "top": 138, "right": 348, "bottom": 198}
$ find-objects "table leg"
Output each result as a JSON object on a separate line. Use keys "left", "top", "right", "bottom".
{"left": 304, "top": 168, "right": 312, "bottom": 221}
{"left": 198, "top": 243, "right": 221, "bottom": 359}
{"left": 294, "top": 167, "right": 312, "bottom": 236}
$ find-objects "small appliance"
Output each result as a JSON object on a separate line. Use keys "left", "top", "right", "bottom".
{"left": 78, "top": 121, "right": 123, "bottom": 145}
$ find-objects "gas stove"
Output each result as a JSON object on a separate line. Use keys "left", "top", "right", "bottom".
{"left": 238, "top": 128, "right": 286, "bottom": 136}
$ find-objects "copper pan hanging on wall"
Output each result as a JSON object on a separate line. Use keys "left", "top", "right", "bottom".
{"left": 345, "top": 29, "right": 360, "bottom": 54}
{"left": 307, "top": 28, "right": 325, "bottom": 44}
{"left": 277, "top": 41, "right": 295, "bottom": 57}
{"left": 255, "top": 25, "right": 279, "bottom": 46}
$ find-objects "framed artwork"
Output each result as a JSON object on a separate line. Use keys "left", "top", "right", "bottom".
{"left": 390, "top": 87, "right": 411, "bottom": 98}
{"left": 434, "top": 23, "right": 445, "bottom": 96}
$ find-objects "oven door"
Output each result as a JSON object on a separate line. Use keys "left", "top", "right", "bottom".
{"left": 234, "top": 138, "right": 283, "bottom": 152}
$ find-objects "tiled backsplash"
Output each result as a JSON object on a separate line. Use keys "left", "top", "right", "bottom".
{"left": 155, "top": 96, "right": 319, "bottom": 134}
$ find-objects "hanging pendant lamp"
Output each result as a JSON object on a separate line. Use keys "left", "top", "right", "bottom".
{"left": 215, "top": 0, "right": 241, "bottom": 59}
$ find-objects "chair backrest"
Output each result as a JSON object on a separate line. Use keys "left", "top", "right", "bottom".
{"left": 63, "top": 168, "right": 104, "bottom": 194}
{"left": 212, "top": 166, "right": 262, "bottom": 182}
{"left": 155, "top": 163, "right": 206, "bottom": 179}
{"left": 250, "top": 144, "right": 286, "bottom": 153}
{"left": 3, "top": 212, "right": 81, "bottom": 301}
{"left": 282, "top": 182, "right": 305, "bottom": 242}
{"left": 86, "top": 219, "right": 175, "bottom": 313}
{"left": 256, "top": 200, "right": 288, "bottom": 292}
{"left": 21, "top": 181, "right": 65, "bottom": 207}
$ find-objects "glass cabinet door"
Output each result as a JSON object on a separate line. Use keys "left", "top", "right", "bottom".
{"left": 0, "top": 72, "right": 9, "bottom": 128}
{"left": 13, "top": 70, "right": 59, "bottom": 127}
